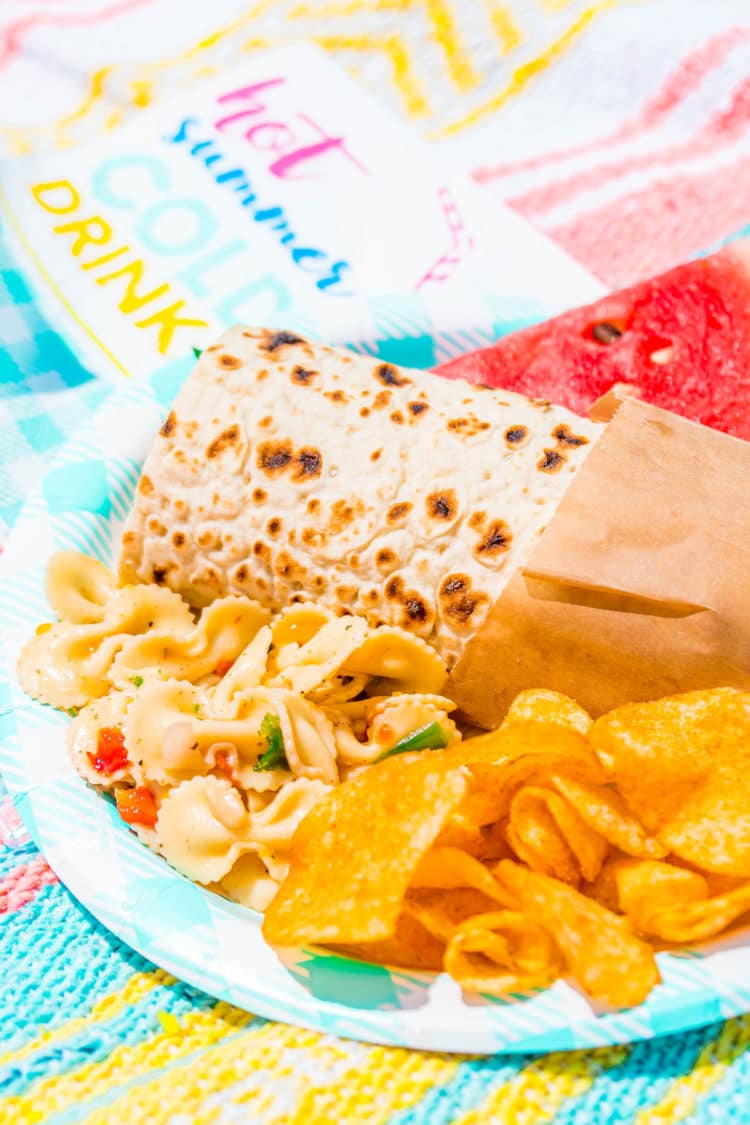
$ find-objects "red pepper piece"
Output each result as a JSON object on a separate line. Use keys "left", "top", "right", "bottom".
{"left": 88, "top": 727, "right": 129, "bottom": 775}
{"left": 116, "top": 786, "right": 158, "bottom": 828}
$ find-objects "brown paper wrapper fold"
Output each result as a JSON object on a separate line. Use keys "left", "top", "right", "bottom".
{"left": 448, "top": 399, "right": 750, "bottom": 728}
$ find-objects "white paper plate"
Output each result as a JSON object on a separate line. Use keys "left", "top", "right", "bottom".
{"left": 2, "top": 363, "right": 748, "bottom": 1054}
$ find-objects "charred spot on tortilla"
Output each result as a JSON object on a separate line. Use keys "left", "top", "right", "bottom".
{"left": 537, "top": 448, "right": 567, "bottom": 473}
{"left": 427, "top": 490, "right": 458, "bottom": 521}
{"left": 263, "top": 330, "right": 304, "bottom": 352}
{"left": 253, "top": 541, "right": 271, "bottom": 562}
{"left": 360, "top": 407, "right": 371, "bottom": 418}
{"left": 152, "top": 566, "right": 168, "bottom": 585}
{"left": 475, "top": 520, "right": 513, "bottom": 560}
{"left": 329, "top": 499, "right": 363, "bottom": 534}
{"left": 160, "top": 411, "right": 177, "bottom": 438}
{"left": 390, "top": 411, "right": 405, "bottom": 425}
{"left": 301, "top": 527, "right": 316, "bottom": 546}
{"left": 373, "top": 391, "right": 391, "bottom": 410}
{"left": 252, "top": 488, "right": 267, "bottom": 503}
{"left": 375, "top": 363, "right": 411, "bottom": 388}
{"left": 293, "top": 448, "right": 323, "bottom": 481}
{"left": 306, "top": 498, "right": 321, "bottom": 514}
{"left": 448, "top": 415, "right": 491, "bottom": 437}
{"left": 146, "top": 516, "right": 166, "bottom": 536}
{"left": 439, "top": 573, "right": 489, "bottom": 627}
{"left": 376, "top": 548, "right": 397, "bottom": 571}
{"left": 258, "top": 441, "right": 293, "bottom": 475}
{"left": 387, "top": 501, "right": 412, "bottom": 524}
{"left": 370, "top": 449, "right": 382, "bottom": 462}
{"left": 172, "top": 531, "right": 186, "bottom": 549}
{"left": 274, "top": 552, "right": 307, "bottom": 581}
{"left": 504, "top": 425, "right": 529, "bottom": 447}
{"left": 207, "top": 425, "right": 241, "bottom": 459}
{"left": 325, "top": 390, "right": 348, "bottom": 405}
{"left": 292, "top": 366, "right": 316, "bottom": 385}
{"left": 267, "top": 517, "right": 282, "bottom": 538}
{"left": 313, "top": 575, "right": 327, "bottom": 591}
{"left": 217, "top": 353, "right": 242, "bottom": 370}
{"left": 408, "top": 401, "right": 428, "bottom": 417}
{"left": 258, "top": 416, "right": 273, "bottom": 429}
{"left": 235, "top": 564, "right": 249, "bottom": 582}
{"left": 139, "top": 475, "right": 155, "bottom": 496}
{"left": 552, "top": 424, "right": 589, "bottom": 448}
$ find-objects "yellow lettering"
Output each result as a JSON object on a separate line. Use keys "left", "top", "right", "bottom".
{"left": 135, "top": 301, "right": 208, "bottom": 354}
{"left": 54, "top": 214, "right": 112, "bottom": 257}
{"left": 31, "top": 179, "right": 80, "bottom": 215}
{"left": 95, "top": 258, "right": 169, "bottom": 314}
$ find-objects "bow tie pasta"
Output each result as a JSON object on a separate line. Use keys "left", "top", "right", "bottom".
{"left": 22, "top": 552, "right": 459, "bottom": 908}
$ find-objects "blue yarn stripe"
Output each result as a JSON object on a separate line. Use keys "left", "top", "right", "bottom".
{"left": 0, "top": 980, "right": 215, "bottom": 1097}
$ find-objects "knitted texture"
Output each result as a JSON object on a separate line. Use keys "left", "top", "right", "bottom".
{"left": 3, "top": 3, "right": 750, "bottom": 1122}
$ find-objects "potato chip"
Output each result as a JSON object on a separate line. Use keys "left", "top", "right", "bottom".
{"left": 549, "top": 776, "right": 666, "bottom": 860}
{"left": 591, "top": 856, "right": 750, "bottom": 944}
{"left": 507, "top": 787, "right": 608, "bottom": 884}
{"left": 334, "top": 909, "right": 445, "bottom": 971}
{"left": 502, "top": 689, "right": 593, "bottom": 735}
{"left": 444, "top": 911, "right": 563, "bottom": 995}
{"left": 405, "top": 888, "right": 508, "bottom": 943}
{"left": 590, "top": 689, "right": 750, "bottom": 876}
{"left": 435, "top": 819, "right": 510, "bottom": 862}
{"left": 495, "top": 860, "right": 660, "bottom": 1008}
{"left": 412, "top": 846, "right": 514, "bottom": 904}
{"left": 262, "top": 753, "right": 469, "bottom": 946}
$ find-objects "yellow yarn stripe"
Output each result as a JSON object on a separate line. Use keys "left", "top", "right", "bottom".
{"left": 55, "top": 67, "right": 113, "bottom": 147}
{"left": 0, "top": 971, "right": 171, "bottom": 1070}
{"left": 452, "top": 1045, "right": 629, "bottom": 1125}
{"left": 484, "top": 0, "right": 523, "bottom": 54}
{"left": 0, "top": 1002, "right": 252, "bottom": 1125}
{"left": 635, "top": 1016, "right": 750, "bottom": 1125}
{"left": 279, "top": 1042, "right": 458, "bottom": 1124}
{"left": 73, "top": 1019, "right": 457, "bottom": 1125}
{"left": 73, "top": 1022, "right": 355, "bottom": 1125}
{"left": 291, "top": 0, "right": 480, "bottom": 92}
{"left": 314, "top": 34, "right": 432, "bottom": 116}
{"left": 434, "top": 0, "right": 625, "bottom": 137}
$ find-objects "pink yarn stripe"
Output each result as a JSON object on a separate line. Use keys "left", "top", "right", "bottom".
{"left": 542, "top": 152, "right": 750, "bottom": 287}
{"left": 510, "top": 75, "right": 750, "bottom": 217}
{"left": 475, "top": 27, "right": 750, "bottom": 182}
{"left": 0, "top": 856, "right": 58, "bottom": 915}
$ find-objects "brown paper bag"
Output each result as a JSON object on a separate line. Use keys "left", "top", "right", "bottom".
{"left": 448, "top": 398, "right": 750, "bottom": 728}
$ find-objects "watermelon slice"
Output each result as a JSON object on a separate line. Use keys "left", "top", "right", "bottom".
{"left": 438, "top": 242, "right": 750, "bottom": 441}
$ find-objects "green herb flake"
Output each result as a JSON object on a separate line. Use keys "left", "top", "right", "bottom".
{"left": 131, "top": 675, "right": 144, "bottom": 688}
{"left": 193, "top": 703, "right": 202, "bottom": 715}
{"left": 192, "top": 346, "right": 203, "bottom": 358}
{"left": 66, "top": 707, "right": 79, "bottom": 718}
{"left": 254, "top": 713, "right": 289, "bottom": 772}
{"left": 375, "top": 721, "right": 449, "bottom": 763}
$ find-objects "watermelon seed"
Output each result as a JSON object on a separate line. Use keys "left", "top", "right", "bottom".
{"left": 650, "top": 346, "right": 675, "bottom": 365}
{"left": 591, "top": 322, "right": 623, "bottom": 344}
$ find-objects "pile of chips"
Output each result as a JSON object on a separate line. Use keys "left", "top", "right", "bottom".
{"left": 263, "top": 687, "right": 750, "bottom": 1008}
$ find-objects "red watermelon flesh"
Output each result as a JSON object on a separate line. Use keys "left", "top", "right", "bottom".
{"left": 437, "top": 243, "right": 750, "bottom": 441}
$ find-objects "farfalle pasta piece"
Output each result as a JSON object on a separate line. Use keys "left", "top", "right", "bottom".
{"left": 269, "top": 616, "right": 369, "bottom": 696}
{"left": 341, "top": 627, "right": 448, "bottom": 695}
{"left": 211, "top": 625, "right": 273, "bottom": 713}
{"left": 18, "top": 582, "right": 194, "bottom": 709}
{"left": 218, "top": 852, "right": 281, "bottom": 912}
{"left": 332, "top": 693, "right": 459, "bottom": 767}
{"left": 111, "top": 597, "right": 271, "bottom": 686}
{"left": 68, "top": 689, "right": 135, "bottom": 788}
{"left": 46, "top": 551, "right": 117, "bottom": 624}
{"left": 156, "top": 775, "right": 258, "bottom": 884}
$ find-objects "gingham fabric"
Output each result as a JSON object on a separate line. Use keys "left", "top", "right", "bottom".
{"left": 3, "top": 4, "right": 750, "bottom": 1123}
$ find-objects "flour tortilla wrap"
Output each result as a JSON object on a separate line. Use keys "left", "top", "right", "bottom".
{"left": 119, "top": 327, "right": 599, "bottom": 667}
